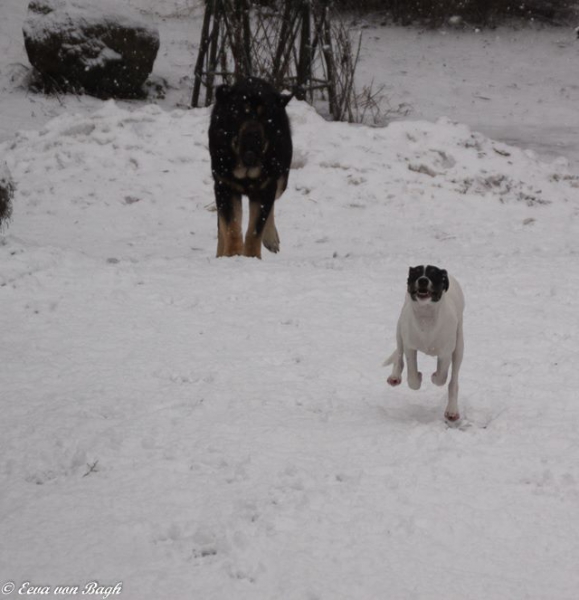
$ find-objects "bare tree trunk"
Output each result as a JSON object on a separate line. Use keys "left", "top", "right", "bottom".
{"left": 272, "top": 1, "right": 294, "bottom": 88}
{"left": 205, "top": 7, "right": 221, "bottom": 106}
{"left": 296, "top": 1, "right": 311, "bottom": 95}
{"left": 191, "top": 0, "right": 214, "bottom": 107}
{"left": 240, "top": 0, "right": 252, "bottom": 76}
{"left": 319, "top": 6, "right": 337, "bottom": 119}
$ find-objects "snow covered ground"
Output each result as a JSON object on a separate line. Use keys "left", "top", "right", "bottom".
{"left": 1, "top": 2, "right": 579, "bottom": 600}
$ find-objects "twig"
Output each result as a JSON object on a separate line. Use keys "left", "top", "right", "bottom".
{"left": 82, "top": 460, "right": 99, "bottom": 478}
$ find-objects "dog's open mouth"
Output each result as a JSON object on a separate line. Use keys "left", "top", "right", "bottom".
{"left": 416, "top": 291, "right": 431, "bottom": 300}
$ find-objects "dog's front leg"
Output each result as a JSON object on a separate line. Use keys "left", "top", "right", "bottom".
{"left": 387, "top": 324, "right": 405, "bottom": 386}
{"left": 387, "top": 354, "right": 404, "bottom": 386}
{"left": 245, "top": 185, "right": 276, "bottom": 258}
{"left": 432, "top": 356, "right": 451, "bottom": 386}
{"left": 215, "top": 181, "right": 243, "bottom": 257}
{"left": 445, "top": 322, "right": 464, "bottom": 422}
{"left": 405, "top": 349, "right": 422, "bottom": 390}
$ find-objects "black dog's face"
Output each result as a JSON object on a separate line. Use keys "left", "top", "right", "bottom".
{"left": 213, "top": 78, "right": 292, "bottom": 171}
{"left": 407, "top": 265, "right": 449, "bottom": 303}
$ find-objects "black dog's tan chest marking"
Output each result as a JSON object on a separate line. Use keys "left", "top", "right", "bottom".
{"left": 232, "top": 165, "right": 263, "bottom": 180}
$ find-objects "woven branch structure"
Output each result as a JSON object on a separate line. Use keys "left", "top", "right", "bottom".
{"left": 191, "top": 0, "right": 361, "bottom": 122}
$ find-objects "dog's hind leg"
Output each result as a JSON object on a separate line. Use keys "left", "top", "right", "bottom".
{"left": 262, "top": 205, "right": 280, "bottom": 253}
{"left": 262, "top": 175, "right": 288, "bottom": 253}
{"left": 445, "top": 321, "right": 464, "bottom": 422}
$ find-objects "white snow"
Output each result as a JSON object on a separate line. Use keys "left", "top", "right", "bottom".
{"left": 355, "top": 23, "right": 579, "bottom": 168}
{"left": 23, "top": 0, "right": 160, "bottom": 41}
{"left": 1, "top": 1, "right": 579, "bottom": 599}
{"left": 83, "top": 47, "right": 123, "bottom": 70}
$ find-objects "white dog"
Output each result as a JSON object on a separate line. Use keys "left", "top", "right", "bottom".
{"left": 384, "top": 265, "right": 465, "bottom": 422}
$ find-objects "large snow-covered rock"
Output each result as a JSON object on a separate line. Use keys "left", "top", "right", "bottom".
{"left": 0, "top": 162, "right": 14, "bottom": 227}
{"left": 23, "top": 0, "right": 160, "bottom": 98}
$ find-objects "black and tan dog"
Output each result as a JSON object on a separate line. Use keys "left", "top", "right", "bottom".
{"left": 208, "top": 77, "right": 293, "bottom": 258}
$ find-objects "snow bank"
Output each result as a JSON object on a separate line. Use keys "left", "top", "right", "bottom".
{"left": 126, "top": 0, "right": 200, "bottom": 18}
{"left": 1, "top": 102, "right": 579, "bottom": 600}
{"left": 2, "top": 100, "right": 576, "bottom": 259}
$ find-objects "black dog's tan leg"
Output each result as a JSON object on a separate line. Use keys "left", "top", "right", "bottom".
{"left": 217, "top": 217, "right": 224, "bottom": 256}
{"left": 215, "top": 181, "right": 243, "bottom": 257}
{"left": 245, "top": 201, "right": 268, "bottom": 258}
{"left": 245, "top": 186, "right": 276, "bottom": 258}
{"left": 217, "top": 210, "right": 243, "bottom": 257}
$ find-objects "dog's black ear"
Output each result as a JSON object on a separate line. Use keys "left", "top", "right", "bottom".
{"left": 215, "top": 84, "right": 232, "bottom": 103}
{"left": 292, "top": 84, "right": 306, "bottom": 101}
{"left": 441, "top": 269, "right": 449, "bottom": 292}
{"left": 278, "top": 92, "right": 293, "bottom": 108}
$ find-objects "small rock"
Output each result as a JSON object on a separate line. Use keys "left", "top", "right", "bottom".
{"left": 0, "top": 162, "right": 15, "bottom": 229}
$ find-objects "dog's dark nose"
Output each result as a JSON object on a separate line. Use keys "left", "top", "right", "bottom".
{"left": 417, "top": 276, "right": 429, "bottom": 288}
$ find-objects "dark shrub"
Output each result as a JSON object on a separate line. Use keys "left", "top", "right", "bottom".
{"left": 331, "top": 0, "right": 578, "bottom": 26}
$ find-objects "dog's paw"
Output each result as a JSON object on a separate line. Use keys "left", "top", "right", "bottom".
{"left": 444, "top": 410, "right": 460, "bottom": 423}
{"left": 387, "top": 375, "right": 402, "bottom": 387}
{"left": 262, "top": 227, "right": 280, "bottom": 253}
{"left": 431, "top": 371, "right": 448, "bottom": 386}
{"left": 408, "top": 372, "right": 422, "bottom": 390}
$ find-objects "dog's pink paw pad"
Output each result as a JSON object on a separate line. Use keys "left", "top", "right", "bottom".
{"left": 444, "top": 412, "right": 460, "bottom": 422}
{"left": 387, "top": 376, "right": 401, "bottom": 386}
